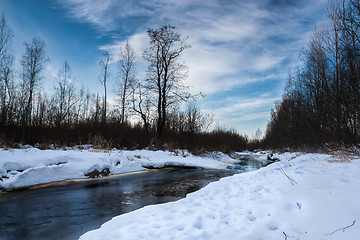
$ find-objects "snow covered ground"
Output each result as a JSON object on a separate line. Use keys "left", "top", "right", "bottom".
{"left": 0, "top": 147, "right": 233, "bottom": 190}
{"left": 80, "top": 151, "right": 360, "bottom": 240}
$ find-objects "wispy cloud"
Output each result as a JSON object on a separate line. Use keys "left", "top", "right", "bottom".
{"left": 99, "top": 32, "right": 148, "bottom": 62}
{"left": 60, "top": 0, "right": 115, "bottom": 31}
{"left": 214, "top": 96, "right": 278, "bottom": 115}
{"left": 208, "top": 94, "right": 278, "bottom": 135}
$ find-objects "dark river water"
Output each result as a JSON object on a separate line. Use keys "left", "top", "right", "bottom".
{"left": 0, "top": 155, "right": 265, "bottom": 240}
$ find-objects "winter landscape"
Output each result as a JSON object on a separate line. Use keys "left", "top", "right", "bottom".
{"left": 1, "top": 0, "right": 360, "bottom": 239}
{"left": 1, "top": 147, "right": 359, "bottom": 239}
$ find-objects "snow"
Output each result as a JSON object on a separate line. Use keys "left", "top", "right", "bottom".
{"left": 79, "top": 152, "right": 360, "bottom": 240}
{"left": 0, "top": 148, "right": 231, "bottom": 190}
{"left": 1, "top": 147, "right": 359, "bottom": 239}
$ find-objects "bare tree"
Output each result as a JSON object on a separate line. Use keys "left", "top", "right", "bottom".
{"left": 116, "top": 40, "right": 136, "bottom": 124}
{"left": 143, "top": 25, "right": 193, "bottom": 139}
{"left": 75, "top": 85, "right": 86, "bottom": 124}
{"left": 185, "top": 102, "right": 213, "bottom": 133}
{"left": 339, "top": 0, "right": 360, "bottom": 141}
{"left": 33, "top": 92, "right": 48, "bottom": 127}
{"left": 0, "top": 14, "right": 14, "bottom": 125}
{"left": 99, "top": 51, "right": 111, "bottom": 124}
{"left": 131, "top": 82, "right": 152, "bottom": 132}
{"left": 92, "top": 93, "right": 102, "bottom": 123}
{"left": 54, "top": 61, "right": 77, "bottom": 126}
{"left": 83, "top": 89, "right": 91, "bottom": 123}
{"left": 21, "top": 37, "right": 48, "bottom": 126}
{"left": 327, "top": 1, "right": 348, "bottom": 135}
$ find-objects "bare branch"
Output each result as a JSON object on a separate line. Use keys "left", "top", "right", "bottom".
{"left": 325, "top": 220, "right": 356, "bottom": 236}
{"left": 277, "top": 163, "right": 297, "bottom": 185}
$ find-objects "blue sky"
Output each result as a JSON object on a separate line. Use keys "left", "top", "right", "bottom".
{"left": 1, "top": 0, "right": 329, "bottom": 136}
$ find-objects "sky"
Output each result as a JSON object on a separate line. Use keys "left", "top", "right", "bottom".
{"left": 0, "top": 0, "right": 329, "bottom": 137}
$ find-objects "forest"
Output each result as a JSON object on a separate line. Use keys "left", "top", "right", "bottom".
{"left": 262, "top": 0, "right": 360, "bottom": 148}
{"left": 0, "top": 0, "right": 359, "bottom": 152}
{"left": 0, "top": 21, "right": 247, "bottom": 152}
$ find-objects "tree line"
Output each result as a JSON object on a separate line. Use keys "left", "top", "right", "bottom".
{"left": 0, "top": 17, "right": 248, "bottom": 152}
{"left": 263, "top": 0, "right": 360, "bottom": 148}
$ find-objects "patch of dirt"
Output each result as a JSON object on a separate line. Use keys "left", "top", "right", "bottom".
{"left": 46, "top": 162, "right": 67, "bottom": 167}
{"left": 0, "top": 175, "right": 9, "bottom": 182}
{"left": 85, "top": 168, "right": 111, "bottom": 178}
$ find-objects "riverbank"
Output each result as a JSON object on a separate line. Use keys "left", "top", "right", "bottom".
{"left": 80, "top": 151, "right": 360, "bottom": 240}
{"left": 0, "top": 147, "right": 242, "bottom": 191}
{"left": 0, "top": 169, "right": 154, "bottom": 194}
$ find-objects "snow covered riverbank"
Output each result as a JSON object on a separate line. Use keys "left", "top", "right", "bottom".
{"left": 80, "top": 151, "right": 360, "bottom": 240}
{"left": 0, "top": 147, "right": 234, "bottom": 190}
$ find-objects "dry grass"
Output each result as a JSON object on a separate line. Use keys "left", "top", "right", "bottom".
{"left": 89, "top": 148, "right": 111, "bottom": 153}
{"left": 289, "top": 153, "right": 302, "bottom": 161}
{"left": 0, "top": 136, "right": 11, "bottom": 150}
{"left": 172, "top": 149, "right": 189, "bottom": 157}
{"left": 328, "top": 151, "right": 354, "bottom": 163}
{"left": 190, "top": 147, "right": 206, "bottom": 156}
{"left": 90, "top": 135, "right": 112, "bottom": 151}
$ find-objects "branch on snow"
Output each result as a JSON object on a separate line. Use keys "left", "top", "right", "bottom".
{"left": 283, "top": 231, "right": 296, "bottom": 239}
{"left": 325, "top": 220, "right": 356, "bottom": 236}
{"left": 277, "top": 163, "right": 297, "bottom": 186}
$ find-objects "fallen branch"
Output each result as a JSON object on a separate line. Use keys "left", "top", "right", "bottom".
{"left": 283, "top": 231, "right": 289, "bottom": 240}
{"left": 277, "top": 163, "right": 297, "bottom": 185}
{"left": 283, "top": 231, "right": 296, "bottom": 239}
{"left": 325, "top": 220, "right": 356, "bottom": 236}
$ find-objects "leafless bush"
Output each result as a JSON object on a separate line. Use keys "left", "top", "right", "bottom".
{"left": 90, "top": 135, "right": 112, "bottom": 150}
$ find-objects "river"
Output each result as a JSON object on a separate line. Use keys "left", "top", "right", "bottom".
{"left": 0, "top": 154, "right": 265, "bottom": 240}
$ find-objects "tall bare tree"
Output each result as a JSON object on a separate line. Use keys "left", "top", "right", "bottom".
{"left": 116, "top": 40, "right": 136, "bottom": 124}
{"left": 143, "top": 25, "right": 192, "bottom": 138}
{"left": 54, "top": 61, "right": 78, "bottom": 126}
{"left": 21, "top": 37, "right": 48, "bottom": 126}
{"left": 0, "top": 14, "right": 14, "bottom": 125}
{"left": 33, "top": 92, "right": 48, "bottom": 127}
{"left": 339, "top": 0, "right": 360, "bottom": 141}
{"left": 99, "top": 51, "right": 111, "bottom": 124}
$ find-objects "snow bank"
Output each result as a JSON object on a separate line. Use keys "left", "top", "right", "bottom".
{"left": 0, "top": 148, "right": 229, "bottom": 190}
{"left": 80, "top": 152, "right": 360, "bottom": 240}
